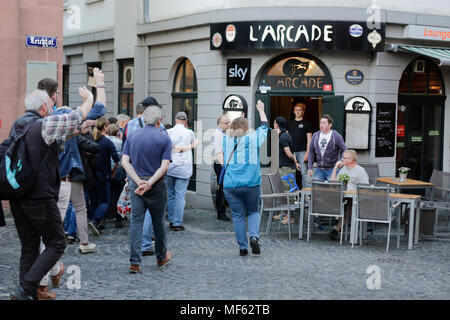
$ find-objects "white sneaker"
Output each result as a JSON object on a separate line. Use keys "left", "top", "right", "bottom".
{"left": 79, "top": 243, "right": 96, "bottom": 254}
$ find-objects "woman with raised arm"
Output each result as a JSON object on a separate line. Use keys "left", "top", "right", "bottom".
{"left": 222, "top": 100, "right": 269, "bottom": 256}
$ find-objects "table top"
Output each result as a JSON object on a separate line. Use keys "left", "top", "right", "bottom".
{"left": 377, "top": 177, "right": 435, "bottom": 187}
{"left": 301, "top": 188, "right": 421, "bottom": 200}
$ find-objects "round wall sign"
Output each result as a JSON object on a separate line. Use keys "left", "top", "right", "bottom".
{"left": 212, "top": 32, "right": 222, "bottom": 48}
{"left": 344, "top": 96, "right": 371, "bottom": 112}
{"left": 345, "top": 69, "right": 364, "bottom": 85}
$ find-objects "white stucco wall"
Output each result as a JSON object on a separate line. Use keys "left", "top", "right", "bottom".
{"left": 63, "top": 0, "right": 115, "bottom": 36}
{"left": 147, "top": 0, "right": 450, "bottom": 22}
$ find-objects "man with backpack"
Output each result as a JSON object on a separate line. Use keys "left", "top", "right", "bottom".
{"left": 7, "top": 70, "right": 100, "bottom": 300}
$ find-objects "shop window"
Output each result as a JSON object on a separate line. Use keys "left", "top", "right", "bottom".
{"left": 62, "top": 65, "right": 69, "bottom": 107}
{"left": 118, "top": 59, "right": 134, "bottom": 116}
{"left": 171, "top": 58, "right": 197, "bottom": 192}
{"left": 398, "top": 59, "right": 444, "bottom": 96}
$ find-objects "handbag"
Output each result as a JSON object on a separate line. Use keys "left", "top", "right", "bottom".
{"left": 218, "top": 137, "right": 240, "bottom": 186}
{"left": 117, "top": 181, "right": 131, "bottom": 218}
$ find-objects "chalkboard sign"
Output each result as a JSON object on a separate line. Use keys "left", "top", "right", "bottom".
{"left": 375, "top": 103, "right": 396, "bottom": 157}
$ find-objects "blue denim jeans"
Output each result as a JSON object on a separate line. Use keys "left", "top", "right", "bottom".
{"left": 63, "top": 202, "right": 77, "bottom": 237}
{"left": 141, "top": 210, "right": 154, "bottom": 251}
{"left": 166, "top": 175, "right": 189, "bottom": 227}
{"left": 314, "top": 168, "right": 334, "bottom": 181}
{"left": 129, "top": 178, "right": 167, "bottom": 265}
{"left": 223, "top": 185, "right": 261, "bottom": 250}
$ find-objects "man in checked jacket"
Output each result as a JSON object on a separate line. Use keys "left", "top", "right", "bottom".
{"left": 9, "top": 69, "right": 102, "bottom": 300}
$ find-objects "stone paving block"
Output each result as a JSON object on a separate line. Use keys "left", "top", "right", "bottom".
{"left": 0, "top": 208, "right": 449, "bottom": 300}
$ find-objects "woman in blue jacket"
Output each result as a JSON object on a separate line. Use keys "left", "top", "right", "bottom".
{"left": 89, "top": 117, "right": 120, "bottom": 235}
{"left": 222, "top": 100, "right": 269, "bottom": 256}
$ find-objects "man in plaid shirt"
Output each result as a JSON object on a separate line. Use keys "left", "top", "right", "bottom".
{"left": 9, "top": 68, "right": 104, "bottom": 300}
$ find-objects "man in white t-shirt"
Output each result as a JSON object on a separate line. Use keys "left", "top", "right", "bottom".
{"left": 166, "top": 112, "right": 198, "bottom": 231}
{"left": 212, "top": 115, "right": 231, "bottom": 221}
{"left": 329, "top": 149, "right": 369, "bottom": 240}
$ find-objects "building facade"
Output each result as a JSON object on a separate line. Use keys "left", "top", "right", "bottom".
{"left": 0, "top": 0, "right": 63, "bottom": 141}
{"left": 63, "top": 0, "right": 450, "bottom": 209}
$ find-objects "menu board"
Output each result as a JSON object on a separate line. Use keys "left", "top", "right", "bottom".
{"left": 375, "top": 103, "right": 396, "bottom": 157}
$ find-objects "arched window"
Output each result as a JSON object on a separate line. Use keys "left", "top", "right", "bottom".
{"left": 398, "top": 58, "right": 444, "bottom": 95}
{"left": 171, "top": 58, "right": 198, "bottom": 191}
{"left": 172, "top": 58, "right": 197, "bottom": 130}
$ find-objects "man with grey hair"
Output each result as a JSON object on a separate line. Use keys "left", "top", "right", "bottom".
{"left": 122, "top": 96, "right": 165, "bottom": 257}
{"left": 212, "top": 114, "right": 231, "bottom": 221}
{"left": 166, "top": 111, "right": 197, "bottom": 231}
{"left": 9, "top": 82, "right": 97, "bottom": 300}
{"left": 116, "top": 113, "right": 130, "bottom": 139}
{"left": 122, "top": 106, "right": 173, "bottom": 273}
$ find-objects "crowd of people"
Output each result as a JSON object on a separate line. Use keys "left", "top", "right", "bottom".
{"left": 3, "top": 67, "right": 369, "bottom": 300}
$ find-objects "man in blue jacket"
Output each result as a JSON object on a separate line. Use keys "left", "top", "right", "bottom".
{"left": 307, "top": 114, "right": 347, "bottom": 181}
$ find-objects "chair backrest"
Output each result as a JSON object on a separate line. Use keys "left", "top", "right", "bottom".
{"left": 428, "top": 169, "right": 450, "bottom": 201}
{"left": 268, "top": 173, "right": 287, "bottom": 206}
{"left": 261, "top": 174, "right": 274, "bottom": 208}
{"left": 311, "top": 180, "right": 343, "bottom": 215}
{"left": 356, "top": 184, "right": 390, "bottom": 221}
{"left": 359, "top": 163, "right": 380, "bottom": 186}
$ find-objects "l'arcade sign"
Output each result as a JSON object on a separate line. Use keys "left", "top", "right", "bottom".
{"left": 211, "top": 21, "right": 385, "bottom": 52}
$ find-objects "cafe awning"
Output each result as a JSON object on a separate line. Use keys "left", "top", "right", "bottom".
{"left": 387, "top": 44, "right": 450, "bottom": 66}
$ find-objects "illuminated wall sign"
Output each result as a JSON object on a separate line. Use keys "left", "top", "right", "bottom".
{"left": 258, "top": 52, "right": 333, "bottom": 92}
{"left": 210, "top": 21, "right": 385, "bottom": 51}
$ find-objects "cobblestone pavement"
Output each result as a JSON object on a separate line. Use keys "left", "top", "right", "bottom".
{"left": 1, "top": 208, "right": 449, "bottom": 300}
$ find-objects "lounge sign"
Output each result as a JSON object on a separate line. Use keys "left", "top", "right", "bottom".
{"left": 211, "top": 21, "right": 385, "bottom": 52}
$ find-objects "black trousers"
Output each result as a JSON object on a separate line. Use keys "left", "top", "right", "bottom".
{"left": 0, "top": 205, "right": 5, "bottom": 227}
{"left": 10, "top": 199, "right": 66, "bottom": 296}
{"left": 108, "top": 179, "right": 125, "bottom": 222}
{"left": 213, "top": 163, "right": 227, "bottom": 216}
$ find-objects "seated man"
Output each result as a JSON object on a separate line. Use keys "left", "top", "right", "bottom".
{"left": 329, "top": 149, "right": 369, "bottom": 240}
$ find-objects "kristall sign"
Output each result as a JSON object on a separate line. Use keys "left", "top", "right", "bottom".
{"left": 211, "top": 21, "right": 385, "bottom": 52}
{"left": 26, "top": 35, "right": 57, "bottom": 48}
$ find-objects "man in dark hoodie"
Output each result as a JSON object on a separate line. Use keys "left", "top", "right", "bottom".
{"left": 307, "top": 114, "right": 347, "bottom": 181}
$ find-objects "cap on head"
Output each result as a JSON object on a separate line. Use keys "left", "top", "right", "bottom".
{"left": 175, "top": 111, "right": 188, "bottom": 121}
{"left": 141, "top": 96, "right": 161, "bottom": 108}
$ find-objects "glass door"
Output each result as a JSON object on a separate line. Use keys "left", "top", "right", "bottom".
{"left": 396, "top": 103, "right": 443, "bottom": 181}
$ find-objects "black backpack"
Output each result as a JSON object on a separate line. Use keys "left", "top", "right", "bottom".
{"left": 0, "top": 120, "right": 38, "bottom": 200}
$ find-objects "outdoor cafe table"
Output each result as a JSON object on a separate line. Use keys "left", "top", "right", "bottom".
{"left": 298, "top": 188, "right": 422, "bottom": 249}
{"left": 377, "top": 177, "right": 435, "bottom": 197}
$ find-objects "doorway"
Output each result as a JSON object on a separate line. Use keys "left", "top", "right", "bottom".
{"left": 269, "top": 96, "right": 321, "bottom": 132}
{"left": 397, "top": 58, "right": 446, "bottom": 182}
{"left": 269, "top": 95, "right": 321, "bottom": 187}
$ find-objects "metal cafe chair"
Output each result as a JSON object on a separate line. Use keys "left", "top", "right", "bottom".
{"left": 353, "top": 184, "right": 402, "bottom": 252}
{"left": 420, "top": 169, "right": 450, "bottom": 239}
{"left": 358, "top": 163, "right": 380, "bottom": 186}
{"left": 260, "top": 174, "right": 300, "bottom": 240}
{"left": 307, "top": 180, "right": 346, "bottom": 245}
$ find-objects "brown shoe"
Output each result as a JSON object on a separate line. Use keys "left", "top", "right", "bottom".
{"left": 157, "top": 250, "right": 172, "bottom": 267}
{"left": 129, "top": 264, "right": 141, "bottom": 273}
{"left": 37, "top": 285, "right": 56, "bottom": 300}
{"left": 51, "top": 262, "right": 64, "bottom": 288}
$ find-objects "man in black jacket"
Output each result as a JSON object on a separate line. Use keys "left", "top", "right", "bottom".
{"left": 9, "top": 71, "right": 100, "bottom": 300}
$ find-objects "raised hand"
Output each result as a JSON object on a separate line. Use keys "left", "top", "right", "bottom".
{"left": 78, "top": 86, "right": 93, "bottom": 101}
{"left": 93, "top": 68, "right": 105, "bottom": 85}
{"left": 256, "top": 99, "right": 265, "bottom": 113}
{"left": 81, "top": 119, "right": 96, "bottom": 134}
